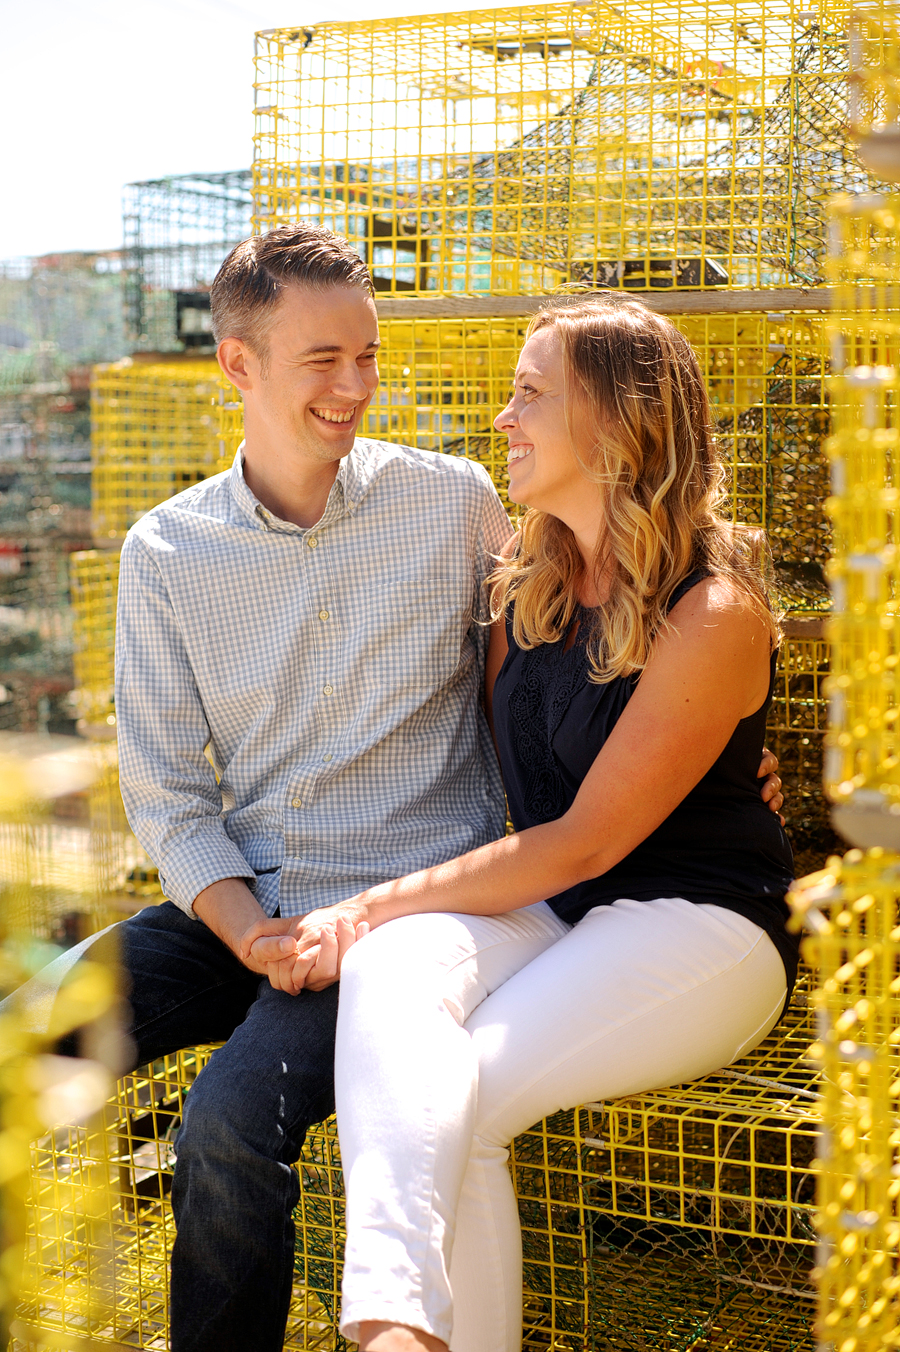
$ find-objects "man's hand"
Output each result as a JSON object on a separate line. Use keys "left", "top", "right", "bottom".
{"left": 757, "top": 746, "right": 784, "bottom": 825}
{"left": 192, "top": 877, "right": 296, "bottom": 979}
{"left": 240, "top": 903, "right": 370, "bottom": 994}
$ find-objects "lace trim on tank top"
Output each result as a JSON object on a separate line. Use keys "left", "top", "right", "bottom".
{"left": 502, "top": 570, "right": 708, "bottom": 825}
{"left": 503, "top": 614, "right": 591, "bottom": 823}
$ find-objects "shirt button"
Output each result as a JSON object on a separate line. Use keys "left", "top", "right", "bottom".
{"left": 323, "top": 684, "right": 333, "bottom": 695}
{"left": 319, "top": 610, "right": 330, "bottom": 621}
{"left": 291, "top": 797, "right": 302, "bottom": 808}
{"left": 307, "top": 536, "right": 318, "bottom": 549}
{"left": 322, "top": 752, "right": 333, "bottom": 762}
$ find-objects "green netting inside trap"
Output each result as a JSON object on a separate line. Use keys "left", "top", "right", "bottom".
{"left": 587, "top": 1230, "right": 814, "bottom": 1352}
{"left": 766, "top": 377, "right": 831, "bottom": 614}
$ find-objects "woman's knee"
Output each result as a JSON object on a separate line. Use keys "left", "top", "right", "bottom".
{"left": 340, "top": 913, "right": 477, "bottom": 994}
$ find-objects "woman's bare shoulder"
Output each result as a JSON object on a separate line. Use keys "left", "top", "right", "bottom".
{"left": 666, "top": 573, "right": 771, "bottom": 647}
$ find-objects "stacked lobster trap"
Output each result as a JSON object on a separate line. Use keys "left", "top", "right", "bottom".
{"left": 0, "top": 743, "right": 125, "bottom": 1351}
{"left": 69, "top": 360, "right": 226, "bottom": 908}
{"left": 123, "top": 171, "right": 253, "bottom": 355}
{"left": 788, "top": 143, "right": 900, "bottom": 1352}
{"left": 49, "top": 2, "right": 900, "bottom": 1349}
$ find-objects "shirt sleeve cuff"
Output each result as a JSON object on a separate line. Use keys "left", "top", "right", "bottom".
{"left": 156, "top": 838, "right": 257, "bottom": 918}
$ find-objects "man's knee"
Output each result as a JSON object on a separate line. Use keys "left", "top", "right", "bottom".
{"left": 176, "top": 1067, "right": 243, "bottom": 1166}
{"left": 175, "top": 984, "right": 340, "bottom": 1170}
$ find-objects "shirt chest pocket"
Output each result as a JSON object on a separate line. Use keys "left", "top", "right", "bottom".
{"left": 351, "top": 577, "right": 472, "bottom": 697}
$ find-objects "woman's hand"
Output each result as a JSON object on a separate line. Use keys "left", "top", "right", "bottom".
{"left": 293, "top": 911, "right": 372, "bottom": 992}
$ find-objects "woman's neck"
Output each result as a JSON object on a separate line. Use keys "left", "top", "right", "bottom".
{"left": 574, "top": 538, "right": 613, "bottom": 609}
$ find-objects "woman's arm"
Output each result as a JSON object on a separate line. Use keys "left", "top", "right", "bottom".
{"left": 246, "top": 577, "right": 774, "bottom": 990}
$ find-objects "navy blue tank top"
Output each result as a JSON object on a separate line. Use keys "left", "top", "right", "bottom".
{"left": 492, "top": 570, "right": 799, "bottom": 997}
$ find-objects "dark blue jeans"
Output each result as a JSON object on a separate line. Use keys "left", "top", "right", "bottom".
{"left": 87, "top": 901, "right": 339, "bottom": 1352}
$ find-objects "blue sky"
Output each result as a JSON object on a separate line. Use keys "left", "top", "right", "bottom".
{"left": 0, "top": 0, "right": 488, "bottom": 260}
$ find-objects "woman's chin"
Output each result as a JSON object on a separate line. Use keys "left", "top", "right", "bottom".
{"left": 505, "top": 470, "right": 532, "bottom": 507}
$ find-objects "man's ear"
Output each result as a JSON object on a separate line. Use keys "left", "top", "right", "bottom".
{"left": 217, "top": 337, "right": 254, "bottom": 392}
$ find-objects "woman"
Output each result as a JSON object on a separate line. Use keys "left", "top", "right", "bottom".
{"left": 249, "top": 295, "right": 796, "bottom": 1352}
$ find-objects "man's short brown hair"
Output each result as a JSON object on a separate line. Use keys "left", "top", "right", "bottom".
{"left": 210, "top": 224, "right": 375, "bottom": 362}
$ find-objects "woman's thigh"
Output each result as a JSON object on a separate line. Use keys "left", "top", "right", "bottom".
{"left": 464, "top": 897, "right": 787, "bottom": 1149}
{"left": 338, "top": 901, "right": 570, "bottom": 1027}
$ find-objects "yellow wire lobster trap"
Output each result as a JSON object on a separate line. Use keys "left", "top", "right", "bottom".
{"left": 1, "top": 748, "right": 123, "bottom": 1349}
{"left": 70, "top": 549, "right": 119, "bottom": 739}
{"left": 790, "top": 850, "right": 900, "bottom": 1352}
{"left": 824, "top": 193, "right": 900, "bottom": 846}
{"left": 253, "top": 0, "right": 865, "bottom": 298}
{"left": 69, "top": 550, "right": 159, "bottom": 907}
{"left": 91, "top": 361, "right": 222, "bottom": 545}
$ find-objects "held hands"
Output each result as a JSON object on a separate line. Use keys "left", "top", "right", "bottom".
{"left": 238, "top": 903, "right": 370, "bottom": 995}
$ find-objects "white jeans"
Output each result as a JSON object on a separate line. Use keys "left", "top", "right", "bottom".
{"left": 334, "top": 896, "right": 787, "bottom": 1351}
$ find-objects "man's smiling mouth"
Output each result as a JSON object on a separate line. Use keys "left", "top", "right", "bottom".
{"left": 311, "top": 407, "right": 355, "bottom": 423}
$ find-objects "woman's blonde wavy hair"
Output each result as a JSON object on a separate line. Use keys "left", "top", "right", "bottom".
{"left": 490, "top": 294, "right": 780, "bottom": 682}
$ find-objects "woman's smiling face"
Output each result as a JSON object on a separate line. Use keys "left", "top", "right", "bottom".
{"left": 494, "top": 326, "right": 593, "bottom": 519}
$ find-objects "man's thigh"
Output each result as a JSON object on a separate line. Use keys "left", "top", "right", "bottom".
{"left": 178, "top": 980, "right": 340, "bottom": 1162}
{"left": 81, "top": 900, "right": 264, "bottom": 1067}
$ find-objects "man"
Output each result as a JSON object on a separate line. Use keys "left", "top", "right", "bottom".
{"left": 17, "top": 224, "right": 784, "bottom": 1352}
{"left": 104, "top": 223, "right": 514, "bottom": 1352}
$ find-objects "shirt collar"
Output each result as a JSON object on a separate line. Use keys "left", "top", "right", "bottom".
{"left": 229, "top": 442, "right": 375, "bottom": 535}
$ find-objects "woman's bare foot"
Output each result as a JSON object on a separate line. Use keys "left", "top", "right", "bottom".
{"left": 358, "top": 1321, "right": 448, "bottom": 1352}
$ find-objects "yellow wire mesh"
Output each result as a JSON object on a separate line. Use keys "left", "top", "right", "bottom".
{"left": 790, "top": 850, "right": 900, "bottom": 1352}
{"left": 253, "top": 1, "right": 863, "bottom": 297}
{"left": 824, "top": 194, "right": 900, "bottom": 832}
{"left": 850, "top": 4, "right": 900, "bottom": 142}
{"left": 17, "top": 1048, "right": 350, "bottom": 1352}
{"left": 91, "top": 361, "right": 222, "bottom": 545}
{"left": 70, "top": 550, "right": 119, "bottom": 740}
{"left": 17, "top": 983, "right": 818, "bottom": 1352}
{"left": 771, "top": 632, "right": 835, "bottom": 877}
{"left": 68, "top": 550, "right": 160, "bottom": 915}
{"left": 1, "top": 749, "right": 121, "bottom": 1348}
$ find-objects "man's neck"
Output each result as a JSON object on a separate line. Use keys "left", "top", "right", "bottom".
{"left": 241, "top": 440, "right": 343, "bottom": 530}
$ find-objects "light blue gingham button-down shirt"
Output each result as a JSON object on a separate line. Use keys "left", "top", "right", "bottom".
{"left": 115, "top": 439, "right": 513, "bottom": 919}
